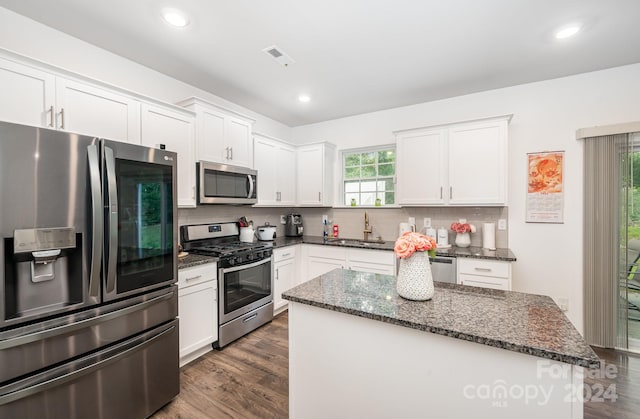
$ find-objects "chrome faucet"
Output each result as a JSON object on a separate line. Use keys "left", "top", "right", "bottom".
{"left": 363, "top": 211, "right": 372, "bottom": 241}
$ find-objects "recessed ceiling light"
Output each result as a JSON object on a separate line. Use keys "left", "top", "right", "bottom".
{"left": 162, "top": 9, "right": 189, "bottom": 27}
{"left": 555, "top": 25, "right": 580, "bottom": 39}
{"left": 298, "top": 95, "right": 311, "bottom": 103}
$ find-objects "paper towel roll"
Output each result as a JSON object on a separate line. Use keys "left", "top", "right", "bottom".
{"left": 482, "top": 223, "right": 496, "bottom": 250}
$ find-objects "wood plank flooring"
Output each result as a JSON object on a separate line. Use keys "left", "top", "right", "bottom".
{"left": 154, "top": 311, "right": 639, "bottom": 418}
{"left": 152, "top": 312, "right": 289, "bottom": 419}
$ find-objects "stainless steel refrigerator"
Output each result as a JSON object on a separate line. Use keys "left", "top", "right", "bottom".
{"left": 0, "top": 121, "right": 179, "bottom": 417}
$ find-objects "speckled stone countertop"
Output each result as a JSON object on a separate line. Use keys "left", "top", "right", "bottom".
{"left": 283, "top": 269, "right": 598, "bottom": 368}
{"left": 271, "top": 235, "right": 516, "bottom": 261}
{"left": 177, "top": 253, "right": 218, "bottom": 269}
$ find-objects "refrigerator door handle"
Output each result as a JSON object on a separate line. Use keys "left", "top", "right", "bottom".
{"left": 104, "top": 146, "right": 118, "bottom": 293}
{"left": 87, "top": 144, "right": 103, "bottom": 298}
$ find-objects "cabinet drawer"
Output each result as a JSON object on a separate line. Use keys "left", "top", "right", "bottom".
{"left": 178, "top": 263, "right": 218, "bottom": 289}
{"left": 306, "top": 245, "right": 347, "bottom": 260}
{"left": 459, "top": 274, "right": 510, "bottom": 291}
{"left": 274, "top": 246, "right": 297, "bottom": 263}
{"left": 348, "top": 248, "right": 395, "bottom": 266}
{"left": 457, "top": 258, "right": 510, "bottom": 279}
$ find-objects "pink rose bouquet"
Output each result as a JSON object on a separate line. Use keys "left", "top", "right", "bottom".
{"left": 450, "top": 222, "right": 476, "bottom": 234}
{"left": 394, "top": 231, "right": 437, "bottom": 259}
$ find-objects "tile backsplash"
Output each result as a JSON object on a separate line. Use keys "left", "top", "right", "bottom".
{"left": 178, "top": 206, "right": 508, "bottom": 248}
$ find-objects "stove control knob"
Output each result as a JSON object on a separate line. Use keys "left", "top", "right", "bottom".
{"left": 228, "top": 258, "right": 236, "bottom": 266}
{"left": 236, "top": 256, "right": 243, "bottom": 264}
{"left": 247, "top": 253, "right": 254, "bottom": 261}
{"left": 256, "top": 251, "right": 263, "bottom": 259}
{"left": 264, "top": 249, "right": 272, "bottom": 258}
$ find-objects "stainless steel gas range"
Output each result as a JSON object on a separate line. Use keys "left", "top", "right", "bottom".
{"left": 181, "top": 222, "right": 273, "bottom": 348}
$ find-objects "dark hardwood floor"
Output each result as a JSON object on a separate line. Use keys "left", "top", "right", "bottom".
{"left": 153, "top": 312, "right": 289, "bottom": 419}
{"left": 154, "top": 311, "right": 639, "bottom": 418}
{"left": 584, "top": 347, "right": 640, "bottom": 419}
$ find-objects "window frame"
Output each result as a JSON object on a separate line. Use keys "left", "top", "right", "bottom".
{"left": 340, "top": 144, "right": 397, "bottom": 207}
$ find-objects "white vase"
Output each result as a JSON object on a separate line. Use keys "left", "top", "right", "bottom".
{"left": 396, "top": 252, "right": 434, "bottom": 301}
{"left": 455, "top": 232, "right": 471, "bottom": 248}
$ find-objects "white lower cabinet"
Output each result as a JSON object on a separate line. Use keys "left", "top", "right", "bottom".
{"left": 303, "top": 245, "right": 395, "bottom": 281}
{"left": 178, "top": 262, "right": 217, "bottom": 367}
{"left": 457, "top": 258, "right": 512, "bottom": 291}
{"left": 273, "top": 246, "right": 299, "bottom": 314}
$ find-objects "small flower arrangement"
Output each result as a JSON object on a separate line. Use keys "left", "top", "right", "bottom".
{"left": 394, "top": 231, "right": 437, "bottom": 259}
{"left": 450, "top": 222, "right": 476, "bottom": 234}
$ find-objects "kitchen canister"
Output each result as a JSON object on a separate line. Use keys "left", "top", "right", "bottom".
{"left": 482, "top": 223, "right": 496, "bottom": 250}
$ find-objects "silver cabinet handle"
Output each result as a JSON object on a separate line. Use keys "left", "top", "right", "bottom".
{"left": 104, "top": 146, "right": 118, "bottom": 293}
{"left": 59, "top": 107, "right": 65, "bottom": 129}
{"left": 192, "top": 185, "right": 195, "bottom": 199}
{"left": 225, "top": 147, "right": 229, "bottom": 160}
{"left": 230, "top": 147, "right": 233, "bottom": 160}
{"left": 87, "top": 144, "right": 103, "bottom": 299}
{"left": 185, "top": 275, "right": 202, "bottom": 282}
{"left": 48, "top": 105, "right": 54, "bottom": 127}
{"left": 440, "top": 187, "right": 443, "bottom": 199}
{"left": 449, "top": 186, "right": 452, "bottom": 199}
{"left": 275, "top": 268, "right": 279, "bottom": 280}
{"left": 318, "top": 192, "right": 322, "bottom": 202}
{"left": 281, "top": 253, "right": 291, "bottom": 258}
{"left": 474, "top": 267, "right": 492, "bottom": 272}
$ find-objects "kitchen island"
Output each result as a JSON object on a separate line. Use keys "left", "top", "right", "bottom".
{"left": 283, "top": 269, "right": 598, "bottom": 419}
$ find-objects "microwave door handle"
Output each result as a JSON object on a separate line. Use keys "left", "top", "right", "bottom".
{"left": 87, "top": 144, "right": 103, "bottom": 298}
{"left": 104, "top": 146, "right": 118, "bottom": 293}
{"left": 247, "top": 174, "right": 254, "bottom": 199}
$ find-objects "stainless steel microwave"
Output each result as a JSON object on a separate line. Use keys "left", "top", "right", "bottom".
{"left": 197, "top": 161, "right": 257, "bottom": 204}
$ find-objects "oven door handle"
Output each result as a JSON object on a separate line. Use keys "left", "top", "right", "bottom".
{"left": 221, "top": 257, "right": 270, "bottom": 274}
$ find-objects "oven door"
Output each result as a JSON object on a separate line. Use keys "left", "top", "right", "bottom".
{"left": 219, "top": 258, "right": 272, "bottom": 324}
{"left": 102, "top": 140, "right": 178, "bottom": 302}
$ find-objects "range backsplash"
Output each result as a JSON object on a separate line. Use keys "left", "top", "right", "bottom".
{"left": 178, "top": 206, "right": 508, "bottom": 248}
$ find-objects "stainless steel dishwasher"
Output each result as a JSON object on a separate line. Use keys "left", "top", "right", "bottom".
{"left": 395, "top": 255, "right": 457, "bottom": 284}
{"left": 430, "top": 256, "right": 457, "bottom": 284}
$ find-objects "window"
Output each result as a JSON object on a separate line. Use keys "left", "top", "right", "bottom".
{"left": 343, "top": 146, "right": 395, "bottom": 206}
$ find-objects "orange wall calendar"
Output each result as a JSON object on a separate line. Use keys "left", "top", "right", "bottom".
{"left": 526, "top": 151, "right": 564, "bottom": 223}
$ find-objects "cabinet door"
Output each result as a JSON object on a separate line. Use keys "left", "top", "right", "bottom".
{"left": 141, "top": 103, "right": 196, "bottom": 207}
{"left": 297, "top": 146, "right": 323, "bottom": 205}
{"left": 55, "top": 78, "right": 140, "bottom": 143}
{"left": 226, "top": 116, "right": 252, "bottom": 167}
{"left": 253, "top": 136, "right": 278, "bottom": 205}
{"left": 276, "top": 144, "right": 296, "bottom": 205}
{"left": 178, "top": 280, "right": 217, "bottom": 359}
{"left": 0, "top": 58, "right": 55, "bottom": 128}
{"left": 397, "top": 128, "right": 447, "bottom": 205}
{"left": 274, "top": 259, "right": 295, "bottom": 312}
{"left": 198, "top": 107, "right": 227, "bottom": 163}
{"left": 448, "top": 120, "right": 507, "bottom": 205}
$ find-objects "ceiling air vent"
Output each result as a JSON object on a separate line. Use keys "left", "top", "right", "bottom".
{"left": 262, "top": 45, "right": 295, "bottom": 67}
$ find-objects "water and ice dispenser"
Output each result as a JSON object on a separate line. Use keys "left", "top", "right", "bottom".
{"left": 3, "top": 227, "right": 83, "bottom": 325}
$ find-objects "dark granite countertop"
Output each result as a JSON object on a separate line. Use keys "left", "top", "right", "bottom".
{"left": 270, "top": 235, "right": 516, "bottom": 261}
{"left": 178, "top": 253, "right": 218, "bottom": 269}
{"left": 282, "top": 269, "right": 598, "bottom": 368}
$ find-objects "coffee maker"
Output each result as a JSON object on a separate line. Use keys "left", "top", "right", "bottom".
{"left": 285, "top": 214, "right": 304, "bottom": 237}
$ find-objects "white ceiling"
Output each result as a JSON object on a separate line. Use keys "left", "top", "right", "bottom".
{"left": 2, "top": 0, "right": 640, "bottom": 127}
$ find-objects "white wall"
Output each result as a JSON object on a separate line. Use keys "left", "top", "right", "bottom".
{"left": 292, "top": 63, "right": 640, "bottom": 332}
{"left": 0, "top": 7, "right": 291, "bottom": 141}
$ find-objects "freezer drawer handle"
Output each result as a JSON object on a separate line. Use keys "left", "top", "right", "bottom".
{"left": 0, "top": 290, "right": 175, "bottom": 351}
{"left": 0, "top": 324, "right": 176, "bottom": 406}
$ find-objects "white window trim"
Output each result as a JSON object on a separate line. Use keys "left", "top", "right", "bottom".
{"left": 340, "top": 144, "right": 396, "bottom": 207}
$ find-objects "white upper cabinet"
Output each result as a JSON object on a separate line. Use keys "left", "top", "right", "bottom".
{"left": 253, "top": 133, "right": 296, "bottom": 206}
{"left": 296, "top": 142, "right": 336, "bottom": 206}
{"left": 396, "top": 115, "right": 510, "bottom": 206}
{"left": 0, "top": 57, "right": 55, "bottom": 127}
{"left": 56, "top": 78, "right": 140, "bottom": 143}
{"left": 178, "top": 97, "right": 255, "bottom": 168}
{"left": 396, "top": 128, "right": 447, "bottom": 205}
{"left": 140, "top": 103, "right": 196, "bottom": 207}
{"left": 0, "top": 56, "right": 140, "bottom": 143}
{"left": 448, "top": 119, "right": 507, "bottom": 205}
